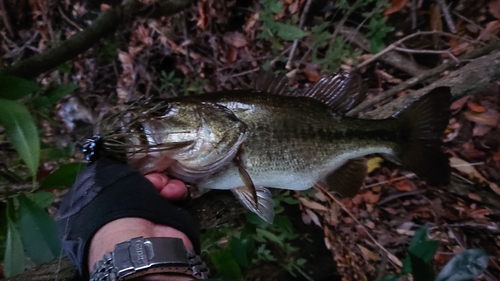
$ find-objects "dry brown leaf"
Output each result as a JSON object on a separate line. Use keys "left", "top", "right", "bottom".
{"left": 467, "top": 102, "right": 486, "bottom": 113}
{"left": 473, "top": 124, "right": 492, "bottom": 137}
{"left": 450, "top": 157, "right": 500, "bottom": 196}
{"left": 468, "top": 193, "right": 482, "bottom": 201}
{"left": 299, "top": 197, "right": 329, "bottom": 211}
{"left": 197, "top": 0, "right": 208, "bottom": 30}
{"left": 223, "top": 32, "right": 248, "bottom": 48}
{"left": 244, "top": 13, "right": 259, "bottom": 33}
{"left": 303, "top": 63, "right": 320, "bottom": 82}
{"left": 490, "top": 0, "right": 500, "bottom": 19}
{"left": 464, "top": 109, "right": 500, "bottom": 126}
{"left": 394, "top": 179, "right": 413, "bottom": 191}
{"left": 305, "top": 208, "right": 322, "bottom": 227}
{"left": 384, "top": 0, "right": 409, "bottom": 15}
{"left": 478, "top": 19, "right": 500, "bottom": 41}
{"left": 451, "top": 96, "right": 470, "bottom": 111}
{"left": 357, "top": 244, "right": 379, "bottom": 260}
{"left": 470, "top": 208, "right": 491, "bottom": 218}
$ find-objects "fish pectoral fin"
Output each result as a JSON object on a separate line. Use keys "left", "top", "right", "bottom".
{"left": 325, "top": 158, "right": 367, "bottom": 197}
{"left": 231, "top": 186, "right": 274, "bottom": 224}
{"left": 234, "top": 150, "right": 258, "bottom": 207}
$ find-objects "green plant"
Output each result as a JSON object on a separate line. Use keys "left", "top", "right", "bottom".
{"left": 381, "top": 225, "right": 488, "bottom": 281}
{"left": 201, "top": 191, "right": 307, "bottom": 279}
{"left": 257, "top": 0, "right": 306, "bottom": 50}
{"left": 0, "top": 73, "right": 80, "bottom": 277}
{"left": 160, "top": 71, "right": 207, "bottom": 96}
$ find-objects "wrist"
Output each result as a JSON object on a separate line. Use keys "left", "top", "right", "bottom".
{"left": 88, "top": 217, "right": 194, "bottom": 272}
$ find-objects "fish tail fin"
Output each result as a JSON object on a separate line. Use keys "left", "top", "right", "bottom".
{"left": 393, "top": 87, "right": 451, "bottom": 186}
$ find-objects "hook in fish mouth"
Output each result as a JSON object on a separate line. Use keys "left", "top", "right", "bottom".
{"left": 81, "top": 134, "right": 103, "bottom": 163}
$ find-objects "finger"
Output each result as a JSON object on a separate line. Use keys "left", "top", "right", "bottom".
{"left": 144, "top": 173, "right": 168, "bottom": 191}
{"left": 158, "top": 179, "right": 188, "bottom": 201}
{"left": 144, "top": 173, "right": 188, "bottom": 201}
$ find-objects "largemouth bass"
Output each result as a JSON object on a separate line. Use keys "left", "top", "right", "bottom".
{"left": 91, "top": 72, "right": 451, "bottom": 223}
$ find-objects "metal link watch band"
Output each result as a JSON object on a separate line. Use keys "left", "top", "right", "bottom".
{"left": 90, "top": 237, "right": 209, "bottom": 280}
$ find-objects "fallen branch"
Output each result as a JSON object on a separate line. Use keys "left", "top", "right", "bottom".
{"left": 2, "top": 0, "right": 191, "bottom": 80}
{"left": 348, "top": 39, "right": 500, "bottom": 116}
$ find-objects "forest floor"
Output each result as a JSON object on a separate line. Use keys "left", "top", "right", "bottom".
{"left": 1, "top": 0, "right": 500, "bottom": 280}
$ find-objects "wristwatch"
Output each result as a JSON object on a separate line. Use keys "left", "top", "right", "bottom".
{"left": 90, "top": 237, "right": 209, "bottom": 280}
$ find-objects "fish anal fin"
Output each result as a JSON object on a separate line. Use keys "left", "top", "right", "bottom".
{"left": 295, "top": 72, "right": 368, "bottom": 114}
{"left": 253, "top": 69, "right": 291, "bottom": 96}
{"left": 231, "top": 186, "right": 275, "bottom": 224}
{"left": 325, "top": 158, "right": 367, "bottom": 197}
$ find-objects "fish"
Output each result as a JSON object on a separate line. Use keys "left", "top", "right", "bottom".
{"left": 92, "top": 71, "right": 451, "bottom": 223}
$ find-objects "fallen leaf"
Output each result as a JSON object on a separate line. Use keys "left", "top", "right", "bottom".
{"left": 305, "top": 208, "right": 322, "bottom": 227}
{"left": 223, "top": 32, "right": 247, "bottom": 48}
{"left": 302, "top": 63, "right": 320, "bottom": 82}
{"left": 450, "top": 157, "right": 500, "bottom": 196}
{"left": 464, "top": 109, "right": 500, "bottom": 126}
{"left": 299, "top": 197, "right": 329, "bottom": 211}
{"left": 357, "top": 244, "right": 379, "bottom": 260}
{"left": 473, "top": 124, "right": 492, "bottom": 137}
{"left": 367, "top": 157, "right": 384, "bottom": 173}
{"left": 478, "top": 19, "right": 500, "bottom": 41}
{"left": 470, "top": 208, "right": 491, "bottom": 218}
{"left": 394, "top": 179, "right": 413, "bottom": 191}
{"left": 468, "top": 193, "right": 482, "bottom": 201}
{"left": 467, "top": 102, "right": 486, "bottom": 113}
{"left": 384, "top": 0, "right": 409, "bottom": 15}
{"left": 489, "top": 0, "right": 500, "bottom": 19}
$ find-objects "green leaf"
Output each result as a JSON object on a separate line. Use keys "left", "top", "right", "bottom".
{"left": 256, "top": 228, "right": 283, "bottom": 246}
{"left": 435, "top": 249, "right": 489, "bottom": 281}
{"left": 16, "top": 194, "right": 61, "bottom": 265}
{"left": 408, "top": 252, "right": 435, "bottom": 281}
{"left": 408, "top": 229, "right": 439, "bottom": 263}
{"left": 229, "top": 237, "right": 249, "bottom": 268}
{"left": 273, "top": 215, "right": 294, "bottom": 235}
{"left": 246, "top": 211, "right": 268, "bottom": 227}
{"left": 275, "top": 23, "right": 306, "bottom": 41}
{"left": 0, "top": 74, "right": 38, "bottom": 100}
{"left": 0, "top": 98, "right": 40, "bottom": 176}
{"left": 4, "top": 200, "right": 26, "bottom": 277}
{"left": 25, "top": 192, "right": 55, "bottom": 209}
{"left": 209, "top": 249, "right": 242, "bottom": 279}
{"left": 39, "top": 162, "right": 85, "bottom": 190}
{"left": 33, "top": 84, "right": 77, "bottom": 112}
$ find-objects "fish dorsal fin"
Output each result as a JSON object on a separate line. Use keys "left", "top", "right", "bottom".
{"left": 325, "top": 158, "right": 367, "bottom": 197}
{"left": 295, "top": 72, "right": 368, "bottom": 114}
{"left": 253, "top": 69, "right": 291, "bottom": 96}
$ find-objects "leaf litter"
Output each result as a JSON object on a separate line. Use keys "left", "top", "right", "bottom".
{"left": 1, "top": 0, "right": 500, "bottom": 280}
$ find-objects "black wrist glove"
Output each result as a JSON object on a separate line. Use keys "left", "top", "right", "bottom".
{"left": 56, "top": 156, "right": 200, "bottom": 279}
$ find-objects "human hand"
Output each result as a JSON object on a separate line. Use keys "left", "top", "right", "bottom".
{"left": 144, "top": 173, "right": 188, "bottom": 201}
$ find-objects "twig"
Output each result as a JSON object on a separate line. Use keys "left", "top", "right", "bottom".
{"left": 436, "top": 0, "right": 456, "bottom": 33}
{"left": 376, "top": 190, "right": 426, "bottom": 206}
{"left": 285, "top": 0, "right": 312, "bottom": 70}
{"left": 347, "top": 39, "right": 500, "bottom": 116}
{"left": 315, "top": 183, "right": 403, "bottom": 269}
{"left": 57, "top": 4, "right": 84, "bottom": 31}
{"left": 411, "top": 0, "right": 417, "bottom": 30}
{"left": 181, "top": 11, "right": 194, "bottom": 72}
{"left": 338, "top": 25, "right": 429, "bottom": 76}
{"left": 354, "top": 30, "right": 460, "bottom": 71}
